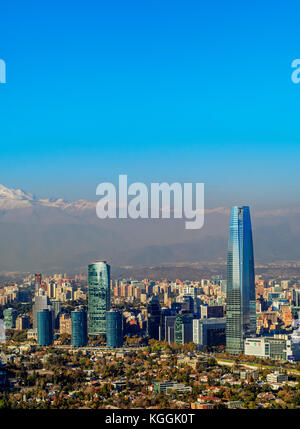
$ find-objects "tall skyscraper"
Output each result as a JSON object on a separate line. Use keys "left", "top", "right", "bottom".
{"left": 88, "top": 261, "right": 111, "bottom": 336}
{"left": 293, "top": 289, "right": 300, "bottom": 307}
{"left": 50, "top": 299, "right": 61, "bottom": 329}
{"left": 106, "top": 310, "right": 123, "bottom": 348}
{"left": 174, "top": 314, "right": 193, "bottom": 344}
{"left": 3, "top": 308, "right": 18, "bottom": 329}
{"left": 226, "top": 206, "right": 256, "bottom": 355}
{"left": 71, "top": 308, "right": 88, "bottom": 347}
{"left": 37, "top": 309, "right": 53, "bottom": 346}
{"left": 32, "top": 293, "right": 52, "bottom": 330}
{"left": 34, "top": 273, "right": 42, "bottom": 292}
{"left": 147, "top": 295, "right": 161, "bottom": 340}
{"left": 159, "top": 308, "right": 177, "bottom": 341}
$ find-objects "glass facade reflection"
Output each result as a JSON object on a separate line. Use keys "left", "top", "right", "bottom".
{"left": 88, "top": 261, "right": 111, "bottom": 336}
{"left": 72, "top": 308, "right": 88, "bottom": 347}
{"left": 147, "top": 295, "right": 161, "bottom": 340}
{"left": 174, "top": 314, "right": 193, "bottom": 344}
{"left": 226, "top": 206, "right": 256, "bottom": 355}
{"left": 37, "top": 309, "right": 53, "bottom": 346}
{"left": 106, "top": 310, "right": 123, "bottom": 348}
{"left": 3, "top": 308, "right": 17, "bottom": 329}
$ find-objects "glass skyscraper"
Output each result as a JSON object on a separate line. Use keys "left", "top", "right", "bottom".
{"left": 226, "top": 206, "right": 256, "bottom": 355}
{"left": 174, "top": 314, "right": 193, "bottom": 344}
{"left": 33, "top": 293, "right": 52, "bottom": 330}
{"left": 37, "top": 309, "right": 53, "bottom": 346}
{"left": 88, "top": 261, "right": 111, "bottom": 336}
{"left": 106, "top": 310, "right": 123, "bottom": 348}
{"left": 146, "top": 295, "right": 161, "bottom": 340}
{"left": 3, "top": 308, "right": 18, "bottom": 329}
{"left": 72, "top": 308, "right": 88, "bottom": 347}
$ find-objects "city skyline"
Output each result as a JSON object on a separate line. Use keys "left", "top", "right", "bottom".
{"left": 1, "top": 231, "right": 300, "bottom": 410}
{"left": 1, "top": 0, "right": 300, "bottom": 415}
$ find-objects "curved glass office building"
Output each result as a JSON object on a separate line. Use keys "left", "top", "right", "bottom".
{"left": 88, "top": 261, "right": 111, "bottom": 336}
{"left": 37, "top": 309, "right": 53, "bottom": 346}
{"left": 72, "top": 308, "right": 88, "bottom": 347}
{"left": 106, "top": 310, "right": 123, "bottom": 348}
{"left": 226, "top": 206, "right": 256, "bottom": 355}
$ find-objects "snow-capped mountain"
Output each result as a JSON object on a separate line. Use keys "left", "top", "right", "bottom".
{"left": 0, "top": 184, "right": 300, "bottom": 271}
{"left": 0, "top": 184, "right": 34, "bottom": 200}
{"left": 0, "top": 184, "right": 96, "bottom": 211}
{"left": 0, "top": 184, "right": 34, "bottom": 208}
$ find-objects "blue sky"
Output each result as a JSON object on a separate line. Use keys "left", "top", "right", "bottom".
{"left": 0, "top": 0, "right": 300, "bottom": 209}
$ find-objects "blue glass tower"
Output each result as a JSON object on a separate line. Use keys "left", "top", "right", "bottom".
{"left": 37, "top": 309, "right": 53, "bottom": 346}
{"left": 71, "top": 308, "right": 88, "bottom": 347}
{"left": 226, "top": 206, "right": 256, "bottom": 355}
{"left": 88, "top": 261, "right": 111, "bottom": 336}
{"left": 106, "top": 310, "right": 123, "bottom": 348}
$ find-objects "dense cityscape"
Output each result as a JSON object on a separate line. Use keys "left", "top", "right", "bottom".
{"left": 0, "top": 206, "right": 300, "bottom": 409}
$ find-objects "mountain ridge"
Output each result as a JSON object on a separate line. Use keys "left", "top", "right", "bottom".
{"left": 0, "top": 184, "right": 300, "bottom": 271}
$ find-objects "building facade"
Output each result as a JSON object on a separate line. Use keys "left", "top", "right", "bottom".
{"left": 33, "top": 293, "right": 52, "bottom": 331}
{"left": 37, "top": 309, "right": 53, "bottom": 346}
{"left": 59, "top": 313, "right": 72, "bottom": 335}
{"left": 3, "top": 308, "right": 18, "bottom": 329}
{"left": 226, "top": 206, "right": 256, "bottom": 355}
{"left": 147, "top": 295, "right": 161, "bottom": 340}
{"left": 71, "top": 308, "right": 88, "bottom": 347}
{"left": 88, "top": 261, "right": 111, "bottom": 336}
{"left": 193, "top": 318, "right": 226, "bottom": 348}
{"left": 106, "top": 310, "right": 123, "bottom": 348}
{"left": 174, "top": 314, "right": 193, "bottom": 344}
{"left": 244, "top": 330, "right": 300, "bottom": 362}
{"left": 16, "top": 315, "right": 30, "bottom": 330}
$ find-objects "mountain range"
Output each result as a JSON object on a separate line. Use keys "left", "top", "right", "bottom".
{"left": 0, "top": 184, "right": 300, "bottom": 273}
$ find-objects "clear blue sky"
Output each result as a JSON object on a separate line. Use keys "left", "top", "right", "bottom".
{"left": 0, "top": 0, "right": 300, "bottom": 209}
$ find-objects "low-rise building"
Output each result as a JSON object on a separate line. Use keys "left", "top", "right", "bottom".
{"left": 244, "top": 332, "right": 300, "bottom": 361}
{"left": 153, "top": 381, "right": 192, "bottom": 394}
{"left": 266, "top": 371, "right": 288, "bottom": 384}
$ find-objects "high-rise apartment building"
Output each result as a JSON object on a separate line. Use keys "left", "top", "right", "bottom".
{"left": 59, "top": 313, "right": 72, "bottom": 335}
{"left": 16, "top": 315, "right": 30, "bottom": 330}
{"left": 226, "top": 206, "right": 256, "bottom": 355}
{"left": 88, "top": 261, "right": 111, "bottom": 336}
